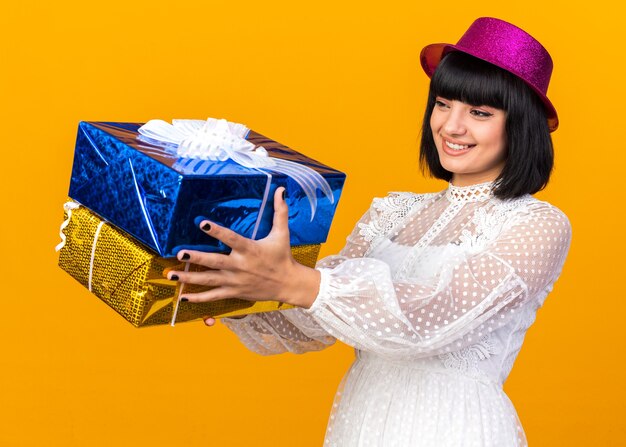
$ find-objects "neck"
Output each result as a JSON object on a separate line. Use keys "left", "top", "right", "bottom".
{"left": 451, "top": 173, "right": 499, "bottom": 187}
{"left": 446, "top": 180, "right": 495, "bottom": 203}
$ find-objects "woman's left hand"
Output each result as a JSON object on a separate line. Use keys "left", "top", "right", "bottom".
{"left": 165, "top": 187, "right": 321, "bottom": 309}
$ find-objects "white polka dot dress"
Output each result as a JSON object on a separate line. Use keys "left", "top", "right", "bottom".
{"left": 223, "top": 181, "right": 572, "bottom": 447}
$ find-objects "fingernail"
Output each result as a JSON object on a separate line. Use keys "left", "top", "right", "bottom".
{"left": 282, "top": 189, "right": 286, "bottom": 200}
{"left": 202, "top": 222, "right": 211, "bottom": 231}
{"left": 170, "top": 274, "right": 179, "bottom": 281}
{"left": 194, "top": 215, "right": 209, "bottom": 227}
{"left": 180, "top": 297, "right": 188, "bottom": 302}
{"left": 181, "top": 253, "right": 190, "bottom": 261}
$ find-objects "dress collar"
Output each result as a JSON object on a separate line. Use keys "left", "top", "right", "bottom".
{"left": 445, "top": 181, "right": 495, "bottom": 204}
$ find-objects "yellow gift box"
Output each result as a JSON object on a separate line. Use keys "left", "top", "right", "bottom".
{"left": 57, "top": 201, "right": 320, "bottom": 327}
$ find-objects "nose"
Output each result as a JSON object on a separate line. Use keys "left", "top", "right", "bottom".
{"left": 442, "top": 107, "right": 467, "bottom": 136}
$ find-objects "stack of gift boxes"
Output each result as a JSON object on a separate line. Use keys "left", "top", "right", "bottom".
{"left": 57, "top": 120, "right": 345, "bottom": 327}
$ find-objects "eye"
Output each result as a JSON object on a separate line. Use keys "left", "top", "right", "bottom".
{"left": 470, "top": 108, "right": 493, "bottom": 118}
{"left": 435, "top": 99, "right": 449, "bottom": 108}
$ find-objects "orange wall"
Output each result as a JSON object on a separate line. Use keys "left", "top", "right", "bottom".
{"left": 1, "top": 1, "right": 623, "bottom": 446}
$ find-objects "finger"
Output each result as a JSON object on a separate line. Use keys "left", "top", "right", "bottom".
{"left": 168, "top": 269, "right": 226, "bottom": 287}
{"left": 269, "top": 187, "right": 290, "bottom": 240}
{"left": 181, "top": 287, "right": 238, "bottom": 303}
{"left": 176, "top": 250, "right": 233, "bottom": 270}
{"left": 204, "top": 317, "right": 216, "bottom": 327}
{"left": 199, "top": 220, "right": 251, "bottom": 252}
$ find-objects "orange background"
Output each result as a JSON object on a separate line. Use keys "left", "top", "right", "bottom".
{"left": 1, "top": 1, "right": 624, "bottom": 446}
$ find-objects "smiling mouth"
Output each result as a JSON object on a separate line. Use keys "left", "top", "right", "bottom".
{"left": 444, "top": 139, "right": 476, "bottom": 151}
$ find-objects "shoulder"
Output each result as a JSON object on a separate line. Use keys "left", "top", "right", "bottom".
{"left": 368, "top": 191, "right": 438, "bottom": 223}
{"left": 370, "top": 191, "right": 437, "bottom": 212}
{"left": 358, "top": 191, "right": 437, "bottom": 243}
{"left": 497, "top": 195, "right": 571, "bottom": 235}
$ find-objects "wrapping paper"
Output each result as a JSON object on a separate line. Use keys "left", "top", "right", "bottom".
{"left": 58, "top": 203, "right": 321, "bottom": 327}
{"left": 68, "top": 121, "right": 345, "bottom": 257}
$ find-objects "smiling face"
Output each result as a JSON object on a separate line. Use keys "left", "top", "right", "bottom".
{"left": 430, "top": 97, "right": 507, "bottom": 186}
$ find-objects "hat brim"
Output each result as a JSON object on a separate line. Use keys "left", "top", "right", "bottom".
{"left": 420, "top": 43, "right": 559, "bottom": 132}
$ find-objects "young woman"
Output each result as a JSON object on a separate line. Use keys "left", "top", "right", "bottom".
{"left": 168, "top": 18, "right": 571, "bottom": 446}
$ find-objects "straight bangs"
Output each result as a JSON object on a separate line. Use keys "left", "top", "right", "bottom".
{"left": 430, "top": 51, "right": 515, "bottom": 110}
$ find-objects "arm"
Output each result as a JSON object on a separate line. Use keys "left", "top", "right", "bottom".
{"left": 304, "top": 201, "right": 572, "bottom": 359}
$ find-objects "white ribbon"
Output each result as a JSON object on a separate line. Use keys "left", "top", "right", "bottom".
{"left": 88, "top": 221, "right": 105, "bottom": 292}
{"left": 56, "top": 202, "right": 105, "bottom": 293}
{"left": 55, "top": 201, "right": 81, "bottom": 252}
{"left": 138, "top": 118, "right": 334, "bottom": 220}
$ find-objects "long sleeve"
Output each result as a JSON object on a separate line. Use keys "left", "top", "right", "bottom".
{"left": 221, "top": 308, "right": 335, "bottom": 355}
{"left": 305, "top": 195, "right": 572, "bottom": 360}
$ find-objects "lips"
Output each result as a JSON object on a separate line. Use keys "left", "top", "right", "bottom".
{"left": 441, "top": 137, "right": 476, "bottom": 156}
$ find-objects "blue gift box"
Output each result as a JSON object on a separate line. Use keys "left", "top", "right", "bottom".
{"left": 68, "top": 121, "right": 345, "bottom": 257}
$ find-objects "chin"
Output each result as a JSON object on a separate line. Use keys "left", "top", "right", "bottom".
{"left": 438, "top": 158, "right": 471, "bottom": 175}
